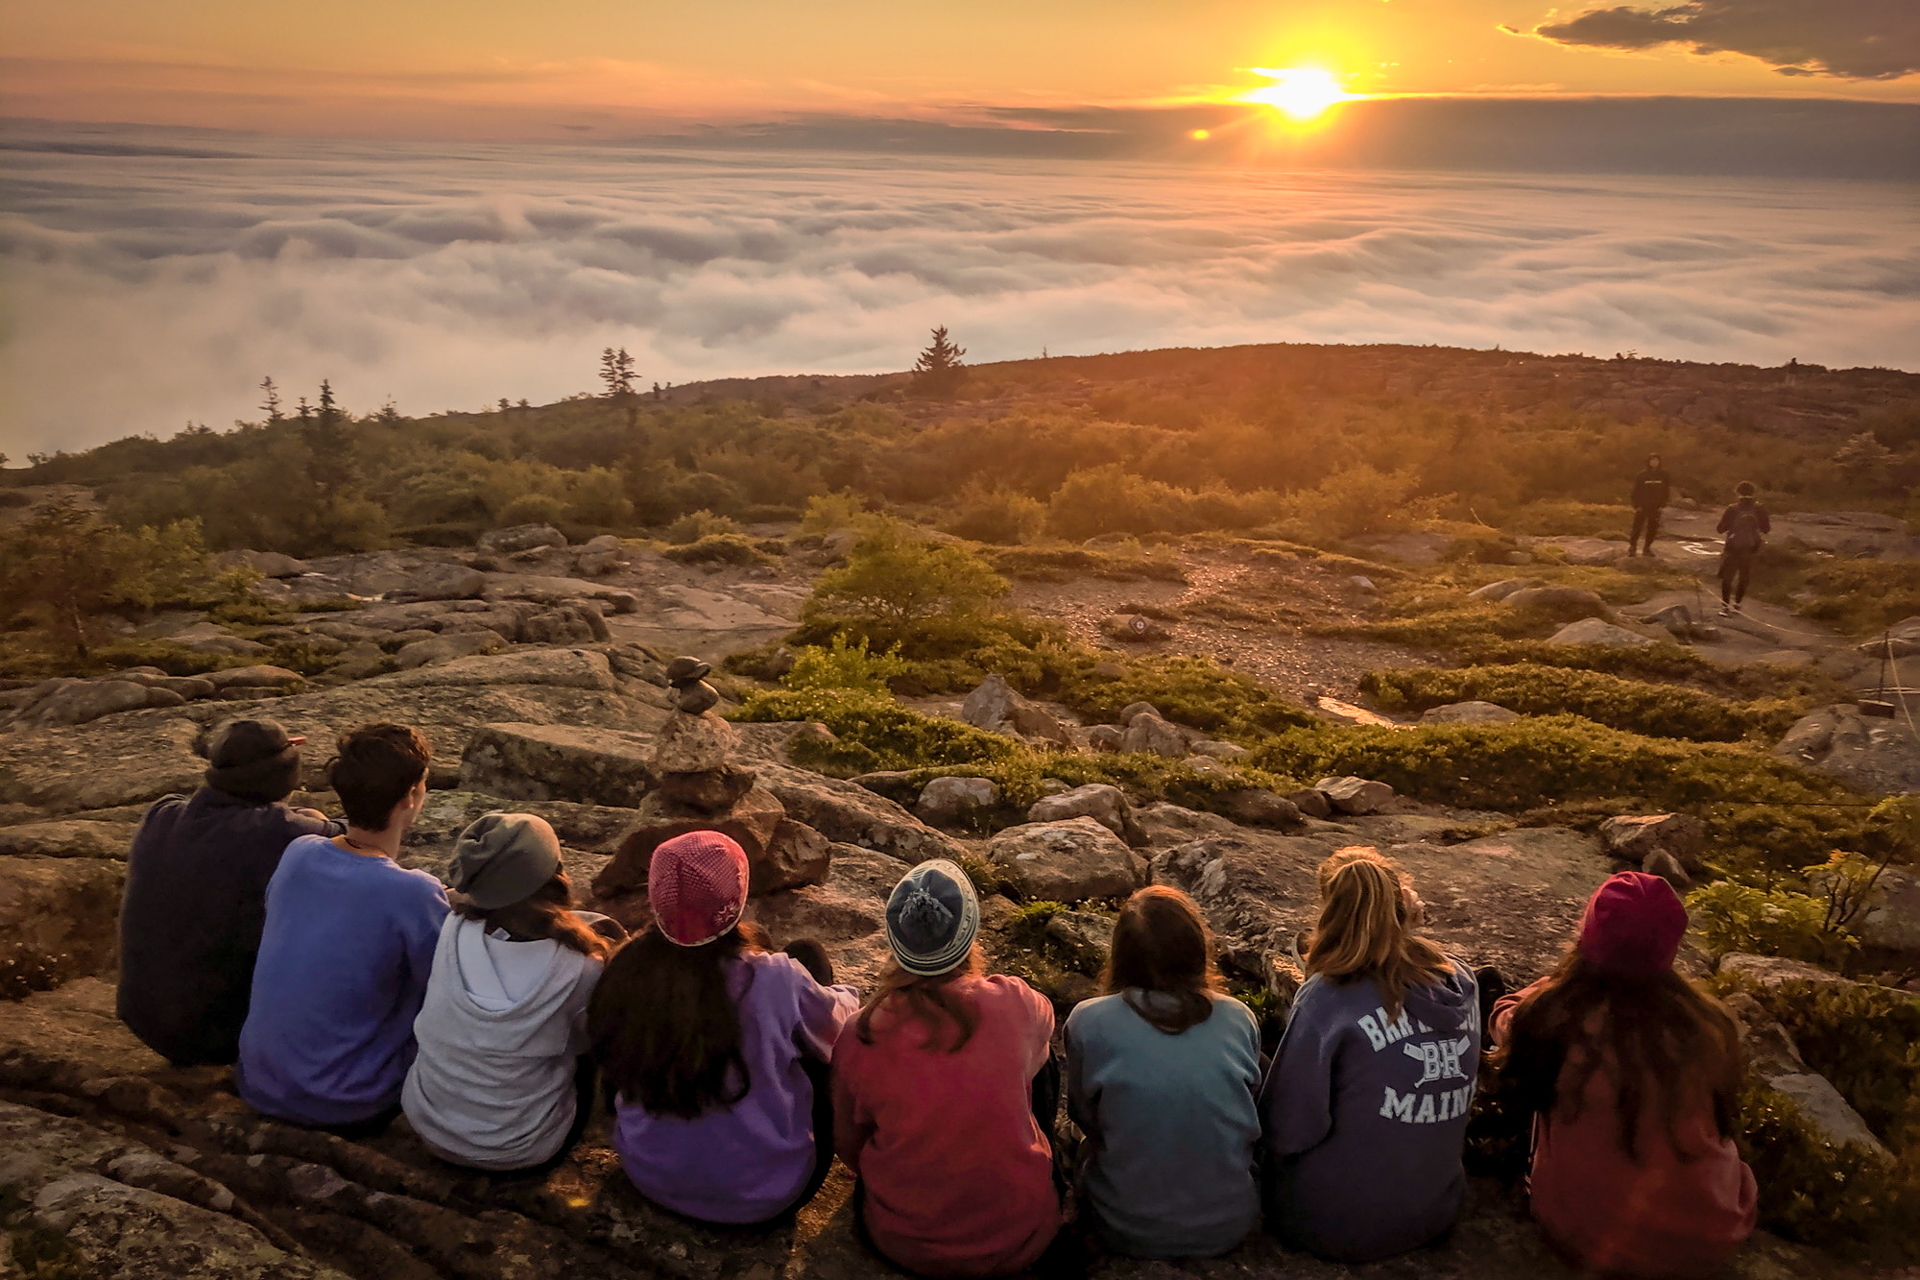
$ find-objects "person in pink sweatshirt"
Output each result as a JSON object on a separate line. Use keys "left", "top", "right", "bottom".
{"left": 1489, "top": 872, "right": 1757, "bottom": 1277}
{"left": 831, "top": 859, "right": 1060, "bottom": 1277}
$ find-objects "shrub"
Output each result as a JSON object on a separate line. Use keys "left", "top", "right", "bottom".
{"left": 798, "top": 491, "right": 872, "bottom": 533}
{"left": 1051, "top": 653, "right": 1317, "bottom": 738}
{"left": 782, "top": 634, "right": 911, "bottom": 695}
{"left": 659, "top": 533, "right": 769, "bottom": 566}
{"left": 731, "top": 686, "right": 1018, "bottom": 775}
{"left": 1045, "top": 464, "right": 1271, "bottom": 540}
{"left": 805, "top": 519, "right": 1008, "bottom": 636}
{"left": 1685, "top": 881, "right": 1855, "bottom": 966}
{"left": 1459, "top": 639, "right": 1841, "bottom": 702}
{"left": 1359, "top": 663, "right": 1803, "bottom": 742}
{"left": 942, "top": 485, "right": 1047, "bottom": 545}
{"left": 986, "top": 543, "right": 1188, "bottom": 583}
{"left": 1792, "top": 557, "right": 1920, "bottom": 637}
{"left": 1737, "top": 1083, "right": 1920, "bottom": 1261}
{"left": 1278, "top": 463, "right": 1433, "bottom": 539}
{"left": 1724, "top": 978, "right": 1920, "bottom": 1147}
{"left": 664, "top": 509, "right": 740, "bottom": 544}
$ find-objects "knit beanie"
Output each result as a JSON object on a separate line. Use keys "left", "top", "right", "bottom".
{"left": 885, "top": 860, "right": 980, "bottom": 977}
{"left": 649, "top": 831, "right": 750, "bottom": 947}
{"left": 1577, "top": 871, "right": 1688, "bottom": 978}
{"left": 205, "top": 718, "right": 305, "bottom": 803}
{"left": 448, "top": 813, "right": 563, "bottom": 910}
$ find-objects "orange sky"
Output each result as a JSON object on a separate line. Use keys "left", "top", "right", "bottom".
{"left": 3, "top": 0, "right": 1916, "bottom": 137}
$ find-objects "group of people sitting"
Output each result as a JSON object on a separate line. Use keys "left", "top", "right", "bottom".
{"left": 117, "top": 716, "right": 1759, "bottom": 1277}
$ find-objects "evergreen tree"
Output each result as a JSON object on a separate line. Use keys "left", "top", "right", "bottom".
{"left": 910, "top": 326, "right": 968, "bottom": 397}
{"left": 599, "top": 347, "right": 638, "bottom": 398}
{"left": 260, "top": 376, "right": 282, "bottom": 422}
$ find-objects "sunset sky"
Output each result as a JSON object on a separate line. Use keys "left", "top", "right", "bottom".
{"left": 4, "top": 0, "right": 1916, "bottom": 138}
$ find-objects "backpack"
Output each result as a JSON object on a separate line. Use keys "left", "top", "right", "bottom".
{"left": 1724, "top": 505, "right": 1765, "bottom": 553}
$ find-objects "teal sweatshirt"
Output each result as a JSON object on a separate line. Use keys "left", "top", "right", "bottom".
{"left": 1064, "top": 991, "right": 1263, "bottom": 1258}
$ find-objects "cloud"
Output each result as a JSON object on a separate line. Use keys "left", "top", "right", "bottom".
{"left": 0, "top": 121, "right": 1916, "bottom": 456}
{"left": 1526, "top": 0, "right": 1920, "bottom": 80}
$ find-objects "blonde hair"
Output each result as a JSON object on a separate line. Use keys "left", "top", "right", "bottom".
{"left": 855, "top": 942, "right": 985, "bottom": 1052}
{"left": 1306, "top": 848, "right": 1450, "bottom": 1020}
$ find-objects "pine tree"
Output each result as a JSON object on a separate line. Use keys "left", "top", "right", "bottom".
{"left": 599, "top": 347, "right": 638, "bottom": 398}
{"left": 260, "top": 376, "right": 282, "bottom": 422}
{"left": 910, "top": 326, "right": 967, "bottom": 398}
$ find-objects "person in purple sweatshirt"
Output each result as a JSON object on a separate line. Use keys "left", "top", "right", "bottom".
{"left": 236, "top": 723, "right": 448, "bottom": 1135}
{"left": 588, "top": 831, "right": 857, "bottom": 1224}
{"left": 1260, "top": 848, "right": 1480, "bottom": 1263}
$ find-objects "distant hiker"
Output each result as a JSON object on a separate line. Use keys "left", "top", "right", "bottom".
{"left": 1260, "top": 848, "right": 1480, "bottom": 1263}
{"left": 237, "top": 723, "right": 448, "bottom": 1134}
{"left": 402, "top": 813, "right": 626, "bottom": 1173}
{"left": 1487, "top": 873, "right": 1755, "bottom": 1277}
{"left": 117, "top": 718, "right": 343, "bottom": 1067}
{"left": 1627, "top": 454, "right": 1671, "bottom": 556}
{"left": 832, "top": 860, "right": 1061, "bottom": 1277}
{"left": 589, "top": 832, "right": 856, "bottom": 1224}
{"left": 1715, "top": 482, "right": 1770, "bottom": 615}
{"left": 1065, "top": 886, "right": 1262, "bottom": 1259}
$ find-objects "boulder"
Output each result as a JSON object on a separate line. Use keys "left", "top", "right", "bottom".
{"left": 847, "top": 771, "right": 922, "bottom": 804}
{"left": 11, "top": 679, "right": 156, "bottom": 727}
{"left": 1105, "top": 613, "right": 1170, "bottom": 642}
{"left": 1547, "top": 618, "right": 1656, "bottom": 648}
{"left": 223, "top": 548, "right": 313, "bottom": 578}
{"left": 1774, "top": 705, "right": 1920, "bottom": 793}
{"left": 0, "top": 855, "right": 126, "bottom": 995}
{"left": 986, "top": 817, "right": 1147, "bottom": 902}
{"left": 1420, "top": 700, "right": 1520, "bottom": 726}
{"left": 386, "top": 562, "right": 487, "bottom": 602}
{"left": 915, "top": 776, "right": 1001, "bottom": 825}
{"left": 573, "top": 534, "right": 629, "bottom": 577}
{"left": 526, "top": 602, "right": 614, "bottom": 645}
{"left": 0, "top": 821, "right": 134, "bottom": 860}
{"left": 1286, "top": 787, "right": 1335, "bottom": 819}
{"left": 754, "top": 818, "right": 833, "bottom": 895}
{"left": 754, "top": 762, "right": 968, "bottom": 864}
{"left": 1118, "top": 702, "right": 1160, "bottom": 723}
{"left": 1806, "top": 864, "right": 1920, "bottom": 953}
{"left": 1027, "top": 783, "right": 1145, "bottom": 846}
{"left": 650, "top": 711, "right": 739, "bottom": 775}
{"left": 1505, "top": 585, "right": 1605, "bottom": 614}
{"left": 1219, "top": 789, "right": 1303, "bottom": 828}
{"left": 1045, "top": 910, "right": 1117, "bottom": 974}
{"left": 1598, "top": 813, "right": 1709, "bottom": 874}
{"left": 1717, "top": 953, "right": 1859, "bottom": 988}
{"left": 394, "top": 629, "right": 505, "bottom": 670}
{"left": 479, "top": 523, "right": 568, "bottom": 554}
{"left": 203, "top": 665, "right": 306, "bottom": 691}
{"left": 167, "top": 621, "right": 269, "bottom": 656}
{"left": 593, "top": 785, "right": 795, "bottom": 898}
{"left": 1725, "top": 992, "right": 1889, "bottom": 1157}
{"left": 458, "top": 722, "right": 656, "bottom": 808}
{"left": 386, "top": 648, "right": 617, "bottom": 692}
{"left": 1640, "top": 848, "right": 1691, "bottom": 890}
{"left": 1188, "top": 739, "right": 1251, "bottom": 761}
{"left": 652, "top": 764, "right": 758, "bottom": 813}
{"left": 1858, "top": 616, "right": 1920, "bottom": 659}
{"left": 1521, "top": 536, "right": 1631, "bottom": 566}
{"left": 1467, "top": 577, "right": 1540, "bottom": 602}
{"left": 959, "top": 674, "right": 1073, "bottom": 745}
{"left": 1121, "top": 711, "right": 1189, "bottom": 759}
{"left": 1315, "top": 776, "right": 1395, "bottom": 816}
{"left": 485, "top": 574, "right": 640, "bottom": 614}
{"left": 1086, "top": 724, "right": 1126, "bottom": 752}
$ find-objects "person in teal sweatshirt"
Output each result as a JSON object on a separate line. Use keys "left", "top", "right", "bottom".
{"left": 1260, "top": 848, "right": 1480, "bottom": 1263}
{"left": 1065, "top": 886, "right": 1263, "bottom": 1259}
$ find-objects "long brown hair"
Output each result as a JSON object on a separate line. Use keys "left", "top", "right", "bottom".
{"left": 588, "top": 923, "right": 764, "bottom": 1118}
{"left": 1101, "top": 886, "right": 1224, "bottom": 1035}
{"left": 455, "top": 872, "right": 613, "bottom": 961}
{"left": 1306, "top": 848, "right": 1450, "bottom": 1021}
{"left": 855, "top": 943, "right": 984, "bottom": 1052}
{"left": 1493, "top": 948, "right": 1742, "bottom": 1159}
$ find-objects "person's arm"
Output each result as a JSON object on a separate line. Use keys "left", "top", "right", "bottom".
{"left": 1487, "top": 976, "right": 1551, "bottom": 1050}
{"left": 789, "top": 959, "right": 860, "bottom": 1062}
{"left": 1020, "top": 979, "right": 1057, "bottom": 1076}
{"left": 1716, "top": 506, "right": 1734, "bottom": 534}
{"left": 401, "top": 878, "right": 451, "bottom": 999}
{"left": 1063, "top": 1011, "right": 1098, "bottom": 1141}
{"left": 1260, "top": 981, "right": 1341, "bottom": 1156}
{"left": 829, "top": 1027, "right": 873, "bottom": 1176}
{"left": 1757, "top": 508, "right": 1771, "bottom": 534}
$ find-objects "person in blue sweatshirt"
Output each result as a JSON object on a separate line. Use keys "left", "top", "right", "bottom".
{"left": 1260, "top": 848, "right": 1480, "bottom": 1263}
{"left": 237, "top": 723, "right": 448, "bottom": 1134}
{"left": 1065, "top": 886, "right": 1263, "bottom": 1259}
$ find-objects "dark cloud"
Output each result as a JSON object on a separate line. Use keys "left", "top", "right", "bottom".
{"left": 0, "top": 120, "right": 1915, "bottom": 455}
{"left": 1528, "top": 0, "right": 1920, "bottom": 80}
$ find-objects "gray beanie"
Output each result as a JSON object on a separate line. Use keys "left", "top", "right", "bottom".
{"left": 885, "top": 860, "right": 980, "bottom": 977}
{"left": 448, "top": 813, "right": 562, "bottom": 910}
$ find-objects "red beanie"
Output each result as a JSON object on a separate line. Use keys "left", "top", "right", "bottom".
{"left": 1577, "top": 871, "right": 1687, "bottom": 977}
{"left": 649, "top": 831, "right": 749, "bottom": 947}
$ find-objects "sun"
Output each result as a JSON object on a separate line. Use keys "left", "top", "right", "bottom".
{"left": 1241, "top": 67, "right": 1356, "bottom": 121}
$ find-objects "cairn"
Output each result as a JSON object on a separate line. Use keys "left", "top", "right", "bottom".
{"left": 590, "top": 657, "right": 831, "bottom": 924}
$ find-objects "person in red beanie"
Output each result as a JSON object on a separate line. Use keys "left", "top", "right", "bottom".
{"left": 1486, "top": 872, "right": 1756, "bottom": 1278}
{"left": 587, "top": 832, "right": 857, "bottom": 1224}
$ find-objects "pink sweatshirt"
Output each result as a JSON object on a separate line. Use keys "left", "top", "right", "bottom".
{"left": 1492, "top": 980, "right": 1757, "bottom": 1278}
{"left": 832, "top": 974, "right": 1059, "bottom": 1277}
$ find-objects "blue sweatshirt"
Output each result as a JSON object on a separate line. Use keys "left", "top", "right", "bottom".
{"left": 1065, "top": 991, "right": 1263, "bottom": 1258}
{"left": 237, "top": 835, "right": 449, "bottom": 1126}
{"left": 1260, "top": 961, "right": 1480, "bottom": 1263}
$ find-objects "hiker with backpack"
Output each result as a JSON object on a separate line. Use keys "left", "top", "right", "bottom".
{"left": 1627, "top": 455, "right": 1672, "bottom": 556}
{"left": 1715, "top": 483, "right": 1770, "bottom": 615}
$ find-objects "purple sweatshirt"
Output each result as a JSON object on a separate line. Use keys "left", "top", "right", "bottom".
{"left": 611, "top": 950, "right": 858, "bottom": 1223}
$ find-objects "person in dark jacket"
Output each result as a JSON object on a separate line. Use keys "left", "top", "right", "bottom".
{"left": 1715, "top": 482, "right": 1770, "bottom": 615}
{"left": 117, "top": 718, "right": 342, "bottom": 1066}
{"left": 1627, "top": 455, "right": 1671, "bottom": 556}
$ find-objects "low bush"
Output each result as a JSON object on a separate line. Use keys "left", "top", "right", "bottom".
{"left": 1359, "top": 663, "right": 1803, "bottom": 742}
{"left": 1686, "top": 881, "right": 1854, "bottom": 967}
{"left": 1317, "top": 599, "right": 1590, "bottom": 651}
{"left": 1050, "top": 653, "right": 1317, "bottom": 738}
{"left": 781, "top": 634, "right": 910, "bottom": 695}
{"left": 0, "top": 636, "right": 243, "bottom": 681}
{"left": 986, "top": 543, "right": 1188, "bottom": 583}
{"left": 942, "top": 485, "right": 1047, "bottom": 545}
{"left": 1790, "top": 557, "right": 1920, "bottom": 638}
{"left": 1737, "top": 1083, "right": 1920, "bottom": 1262}
{"left": 663, "top": 509, "right": 740, "bottom": 544}
{"left": 1723, "top": 977, "right": 1920, "bottom": 1148}
{"left": 659, "top": 533, "right": 770, "bottom": 566}
{"left": 1456, "top": 640, "right": 1841, "bottom": 702}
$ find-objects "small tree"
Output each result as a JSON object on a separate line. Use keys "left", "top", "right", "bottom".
{"left": 1833, "top": 431, "right": 1892, "bottom": 485}
{"left": 910, "top": 326, "right": 967, "bottom": 398}
{"left": 259, "top": 376, "right": 282, "bottom": 422}
{"left": 805, "top": 518, "right": 1008, "bottom": 638}
{"left": 599, "top": 347, "right": 638, "bottom": 398}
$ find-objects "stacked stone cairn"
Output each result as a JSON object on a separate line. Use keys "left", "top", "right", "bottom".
{"left": 590, "top": 657, "right": 831, "bottom": 927}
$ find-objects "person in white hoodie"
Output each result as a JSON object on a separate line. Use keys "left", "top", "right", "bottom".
{"left": 403, "top": 812, "right": 625, "bottom": 1173}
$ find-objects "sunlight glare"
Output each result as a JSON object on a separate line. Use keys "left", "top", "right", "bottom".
{"left": 1242, "top": 67, "right": 1356, "bottom": 121}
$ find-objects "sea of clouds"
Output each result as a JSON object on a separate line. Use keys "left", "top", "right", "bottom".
{"left": 1, "top": 125, "right": 1916, "bottom": 454}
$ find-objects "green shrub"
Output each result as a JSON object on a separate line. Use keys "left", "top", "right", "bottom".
{"left": 1686, "top": 881, "right": 1854, "bottom": 966}
{"left": 1277, "top": 463, "right": 1432, "bottom": 538}
{"left": 986, "top": 543, "right": 1187, "bottom": 583}
{"left": 1359, "top": 663, "right": 1803, "bottom": 742}
{"left": 732, "top": 687, "right": 1019, "bottom": 775}
{"left": 664, "top": 509, "right": 740, "bottom": 544}
{"left": 806, "top": 519, "right": 1008, "bottom": 637}
{"left": 798, "top": 491, "right": 872, "bottom": 533}
{"left": 782, "top": 634, "right": 910, "bottom": 695}
{"left": 942, "top": 486, "right": 1047, "bottom": 545}
{"left": 1051, "top": 653, "right": 1316, "bottom": 738}
{"left": 1318, "top": 599, "right": 1587, "bottom": 650}
{"left": 1792, "top": 557, "right": 1920, "bottom": 637}
{"left": 1738, "top": 1082, "right": 1920, "bottom": 1261}
{"left": 1045, "top": 464, "right": 1272, "bottom": 540}
{"left": 1458, "top": 639, "right": 1841, "bottom": 702}
{"left": 659, "top": 533, "right": 769, "bottom": 566}
{"left": 1723, "top": 978, "right": 1920, "bottom": 1147}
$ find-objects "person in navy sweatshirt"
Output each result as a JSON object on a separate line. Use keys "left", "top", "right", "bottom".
{"left": 237, "top": 723, "right": 448, "bottom": 1134}
{"left": 1260, "top": 848, "right": 1480, "bottom": 1263}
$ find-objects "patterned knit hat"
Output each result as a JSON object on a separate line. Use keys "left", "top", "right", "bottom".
{"left": 1577, "top": 871, "right": 1688, "bottom": 978}
{"left": 649, "top": 831, "right": 749, "bottom": 947}
{"left": 885, "top": 860, "right": 980, "bottom": 977}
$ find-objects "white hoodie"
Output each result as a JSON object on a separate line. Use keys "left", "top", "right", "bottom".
{"left": 402, "top": 915, "right": 603, "bottom": 1170}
